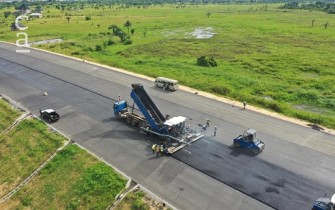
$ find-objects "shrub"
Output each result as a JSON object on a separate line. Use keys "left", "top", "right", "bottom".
{"left": 123, "top": 39, "right": 132, "bottom": 45}
{"left": 106, "top": 39, "right": 115, "bottom": 46}
{"left": 71, "top": 51, "right": 80, "bottom": 55}
{"left": 211, "top": 85, "right": 231, "bottom": 95}
{"left": 197, "top": 56, "right": 217, "bottom": 67}
{"left": 85, "top": 16, "right": 91, "bottom": 21}
{"left": 95, "top": 45, "right": 102, "bottom": 51}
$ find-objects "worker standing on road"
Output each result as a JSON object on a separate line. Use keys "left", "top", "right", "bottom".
{"left": 160, "top": 145, "right": 164, "bottom": 155}
{"left": 214, "top": 126, "right": 217, "bottom": 136}
{"left": 202, "top": 124, "right": 207, "bottom": 133}
{"left": 152, "top": 144, "right": 156, "bottom": 154}
{"left": 156, "top": 144, "right": 160, "bottom": 157}
{"left": 206, "top": 119, "right": 210, "bottom": 127}
{"left": 243, "top": 101, "right": 247, "bottom": 109}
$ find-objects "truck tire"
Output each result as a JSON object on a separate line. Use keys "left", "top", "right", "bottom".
{"left": 126, "top": 117, "right": 131, "bottom": 124}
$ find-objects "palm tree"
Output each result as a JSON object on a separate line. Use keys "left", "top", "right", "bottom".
{"left": 124, "top": 20, "right": 132, "bottom": 35}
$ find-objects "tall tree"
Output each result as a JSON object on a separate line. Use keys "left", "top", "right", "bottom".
{"left": 123, "top": 20, "right": 132, "bottom": 35}
{"left": 35, "top": 4, "right": 42, "bottom": 13}
{"left": 17, "top": 2, "right": 29, "bottom": 14}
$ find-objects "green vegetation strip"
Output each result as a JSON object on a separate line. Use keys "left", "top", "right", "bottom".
{"left": 0, "top": 119, "right": 64, "bottom": 197}
{"left": 114, "top": 189, "right": 172, "bottom": 210}
{"left": 2, "top": 144, "right": 127, "bottom": 210}
{"left": 0, "top": 99, "right": 20, "bottom": 133}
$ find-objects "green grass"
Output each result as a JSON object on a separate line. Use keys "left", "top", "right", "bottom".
{"left": 0, "top": 119, "right": 64, "bottom": 197}
{"left": 0, "top": 98, "right": 21, "bottom": 133}
{"left": 114, "top": 190, "right": 150, "bottom": 210}
{"left": 114, "top": 189, "right": 172, "bottom": 210}
{"left": 2, "top": 144, "right": 127, "bottom": 210}
{"left": 1, "top": 4, "right": 335, "bottom": 128}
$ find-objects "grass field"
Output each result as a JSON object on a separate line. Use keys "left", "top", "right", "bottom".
{"left": 0, "top": 119, "right": 64, "bottom": 197}
{"left": 1, "top": 4, "right": 334, "bottom": 128}
{"left": 1, "top": 144, "right": 127, "bottom": 210}
{"left": 0, "top": 98, "right": 20, "bottom": 133}
{"left": 114, "top": 189, "right": 172, "bottom": 210}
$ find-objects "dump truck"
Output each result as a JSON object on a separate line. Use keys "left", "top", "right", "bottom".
{"left": 312, "top": 194, "right": 335, "bottom": 210}
{"left": 113, "top": 83, "right": 203, "bottom": 154}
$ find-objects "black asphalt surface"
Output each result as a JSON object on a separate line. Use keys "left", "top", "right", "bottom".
{"left": 173, "top": 138, "right": 334, "bottom": 209}
{"left": 1, "top": 42, "right": 334, "bottom": 210}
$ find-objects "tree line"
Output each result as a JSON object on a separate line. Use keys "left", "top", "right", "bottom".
{"left": 280, "top": 2, "right": 335, "bottom": 14}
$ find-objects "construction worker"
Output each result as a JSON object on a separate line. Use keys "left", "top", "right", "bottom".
{"left": 160, "top": 145, "right": 164, "bottom": 155}
{"left": 202, "top": 124, "right": 207, "bottom": 133}
{"left": 214, "top": 126, "right": 217, "bottom": 136}
{"left": 152, "top": 144, "right": 156, "bottom": 154}
{"left": 156, "top": 144, "right": 160, "bottom": 157}
{"left": 206, "top": 119, "right": 210, "bottom": 127}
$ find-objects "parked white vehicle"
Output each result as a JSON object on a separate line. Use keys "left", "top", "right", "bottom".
{"left": 154, "top": 77, "right": 179, "bottom": 91}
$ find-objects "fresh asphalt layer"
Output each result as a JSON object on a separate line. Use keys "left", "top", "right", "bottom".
{"left": 1, "top": 43, "right": 334, "bottom": 210}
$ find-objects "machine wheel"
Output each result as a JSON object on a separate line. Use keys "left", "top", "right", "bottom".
{"left": 234, "top": 142, "right": 240, "bottom": 147}
{"left": 252, "top": 148, "right": 261, "bottom": 154}
{"left": 126, "top": 117, "right": 131, "bottom": 124}
{"left": 131, "top": 119, "right": 137, "bottom": 126}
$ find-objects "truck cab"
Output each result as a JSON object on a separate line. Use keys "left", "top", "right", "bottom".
{"left": 313, "top": 194, "right": 335, "bottom": 210}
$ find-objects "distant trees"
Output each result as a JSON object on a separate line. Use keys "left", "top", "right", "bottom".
{"left": 280, "top": 2, "right": 335, "bottom": 14}
{"left": 35, "top": 4, "right": 42, "bottom": 13}
{"left": 16, "top": 2, "right": 30, "bottom": 14}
